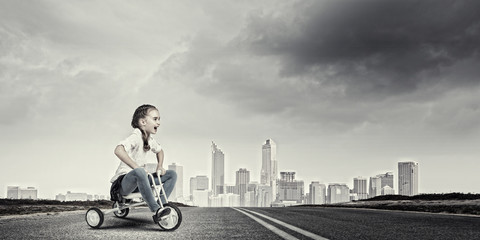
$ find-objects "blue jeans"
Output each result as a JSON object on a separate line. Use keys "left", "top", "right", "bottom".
{"left": 120, "top": 168, "right": 177, "bottom": 212}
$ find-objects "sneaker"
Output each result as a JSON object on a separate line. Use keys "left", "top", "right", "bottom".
{"left": 152, "top": 208, "right": 171, "bottom": 223}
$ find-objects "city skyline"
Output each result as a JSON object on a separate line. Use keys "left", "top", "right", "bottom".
{"left": 2, "top": 139, "right": 414, "bottom": 205}
{"left": 0, "top": 137, "right": 461, "bottom": 201}
{"left": 1, "top": 1, "right": 480, "bottom": 199}
{"left": 192, "top": 139, "right": 419, "bottom": 206}
{"left": 0, "top": 140, "right": 422, "bottom": 200}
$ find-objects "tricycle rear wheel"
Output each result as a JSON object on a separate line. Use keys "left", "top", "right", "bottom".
{"left": 85, "top": 208, "right": 104, "bottom": 229}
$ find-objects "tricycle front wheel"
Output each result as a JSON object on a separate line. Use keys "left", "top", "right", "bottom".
{"left": 157, "top": 203, "right": 182, "bottom": 231}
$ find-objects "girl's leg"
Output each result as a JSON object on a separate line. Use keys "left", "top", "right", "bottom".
{"left": 154, "top": 170, "right": 177, "bottom": 204}
{"left": 120, "top": 168, "right": 160, "bottom": 212}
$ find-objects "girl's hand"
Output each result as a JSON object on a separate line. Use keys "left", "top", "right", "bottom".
{"left": 157, "top": 167, "right": 167, "bottom": 176}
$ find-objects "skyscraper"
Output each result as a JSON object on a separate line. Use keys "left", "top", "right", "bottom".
{"left": 235, "top": 168, "right": 250, "bottom": 206}
{"left": 261, "top": 139, "right": 277, "bottom": 201}
{"left": 190, "top": 175, "right": 209, "bottom": 195}
{"left": 378, "top": 172, "right": 394, "bottom": 189}
{"left": 211, "top": 142, "right": 225, "bottom": 196}
{"left": 353, "top": 177, "right": 368, "bottom": 200}
{"left": 309, "top": 181, "right": 326, "bottom": 204}
{"left": 398, "top": 161, "right": 419, "bottom": 196}
{"left": 168, "top": 163, "right": 183, "bottom": 202}
{"left": 327, "top": 184, "right": 350, "bottom": 204}
{"left": 256, "top": 185, "right": 272, "bottom": 207}
{"left": 369, "top": 176, "right": 382, "bottom": 198}
{"left": 247, "top": 182, "right": 260, "bottom": 207}
{"left": 225, "top": 184, "right": 236, "bottom": 194}
{"left": 370, "top": 172, "right": 395, "bottom": 197}
{"left": 277, "top": 172, "right": 304, "bottom": 203}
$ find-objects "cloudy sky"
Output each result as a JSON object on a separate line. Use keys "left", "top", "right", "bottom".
{"left": 1, "top": 0, "right": 479, "bottom": 199}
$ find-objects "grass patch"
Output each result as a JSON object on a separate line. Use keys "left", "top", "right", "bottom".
{"left": 0, "top": 199, "right": 113, "bottom": 216}
{"left": 362, "top": 192, "right": 480, "bottom": 201}
{"left": 295, "top": 193, "right": 480, "bottom": 215}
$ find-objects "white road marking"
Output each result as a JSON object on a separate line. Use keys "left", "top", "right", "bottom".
{"left": 233, "top": 208, "right": 299, "bottom": 240}
{"left": 239, "top": 208, "right": 329, "bottom": 240}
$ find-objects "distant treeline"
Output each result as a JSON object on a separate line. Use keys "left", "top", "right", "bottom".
{"left": 362, "top": 192, "right": 480, "bottom": 201}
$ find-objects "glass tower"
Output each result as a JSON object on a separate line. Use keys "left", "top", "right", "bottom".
{"left": 398, "top": 161, "right": 419, "bottom": 196}
{"left": 235, "top": 168, "right": 250, "bottom": 206}
{"left": 211, "top": 142, "right": 225, "bottom": 196}
{"left": 261, "top": 139, "right": 277, "bottom": 202}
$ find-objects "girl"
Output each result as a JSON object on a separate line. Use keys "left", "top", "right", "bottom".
{"left": 110, "top": 104, "right": 177, "bottom": 223}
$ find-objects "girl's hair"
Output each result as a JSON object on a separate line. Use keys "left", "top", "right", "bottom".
{"left": 131, "top": 104, "right": 157, "bottom": 151}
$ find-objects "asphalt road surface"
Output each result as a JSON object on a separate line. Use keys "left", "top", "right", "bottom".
{"left": 1, "top": 206, "right": 479, "bottom": 239}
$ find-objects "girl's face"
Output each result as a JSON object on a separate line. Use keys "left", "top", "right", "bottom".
{"left": 140, "top": 109, "right": 161, "bottom": 135}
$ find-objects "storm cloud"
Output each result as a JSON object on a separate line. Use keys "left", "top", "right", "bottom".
{"left": 241, "top": 0, "right": 480, "bottom": 93}
{"left": 154, "top": 0, "right": 480, "bottom": 133}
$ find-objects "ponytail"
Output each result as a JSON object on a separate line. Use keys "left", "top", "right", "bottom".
{"left": 131, "top": 104, "right": 157, "bottom": 151}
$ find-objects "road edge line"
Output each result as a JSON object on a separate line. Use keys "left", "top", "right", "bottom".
{"left": 239, "top": 208, "right": 329, "bottom": 240}
{"left": 233, "top": 208, "right": 299, "bottom": 240}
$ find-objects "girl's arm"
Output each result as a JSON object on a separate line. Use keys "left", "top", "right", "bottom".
{"left": 156, "top": 149, "right": 166, "bottom": 175}
{"left": 114, "top": 145, "right": 142, "bottom": 170}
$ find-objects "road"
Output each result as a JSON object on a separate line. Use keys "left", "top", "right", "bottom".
{"left": 1, "top": 206, "right": 479, "bottom": 239}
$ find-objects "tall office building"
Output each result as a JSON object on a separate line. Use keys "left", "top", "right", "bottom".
{"left": 224, "top": 184, "right": 236, "bottom": 194}
{"left": 353, "top": 177, "right": 368, "bottom": 200}
{"left": 309, "top": 181, "right": 326, "bottom": 204}
{"left": 168, "top": 163, "right": 183, "bottom": 202}
{"left": 378, "top": 172, "right": 394, "bottom": 189}
{"left": 277, "top": 172, "right": 304, "bottom": 203}
{"left": 370, "top": 172, "right": 394, "bottom": 197}
{"left": 369, "top": 176, "right": 382, "bottom": 198}
{"left": 261, "top": 139, "right": 278, "bottom": 202}
{"left": 245, "top": 190, "right": 255, "bottom": 207}
{"left": 256, "top": 185, "right": 273, "bottom": 207}
{"left": 327, "top": 184, "right": 350, "bottom": 204}
{"left": 211, "top": 142, "right": 225, "bottom": 196}
{"left": 247, "top": 182, "right": 259, "bottom": 207}
{"left": 236, "top": 168, "right": 250, "bottom": 206}
{"left": 190, "top": 175, "right": 209, "bottom": 196}
{"left": 398, "top": 161, "right": 419, "bottom": 196}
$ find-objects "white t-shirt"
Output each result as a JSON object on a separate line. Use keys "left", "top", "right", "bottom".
{"left": 110, "top": 128, "right": 162, "bottom": 182}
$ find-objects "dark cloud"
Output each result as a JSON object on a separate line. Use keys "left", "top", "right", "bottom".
{"left": 240, "top": 0, "right": 480, "bottom": 95}
{"left": 151, "top": 0, "right": 480, "bottom": 134}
